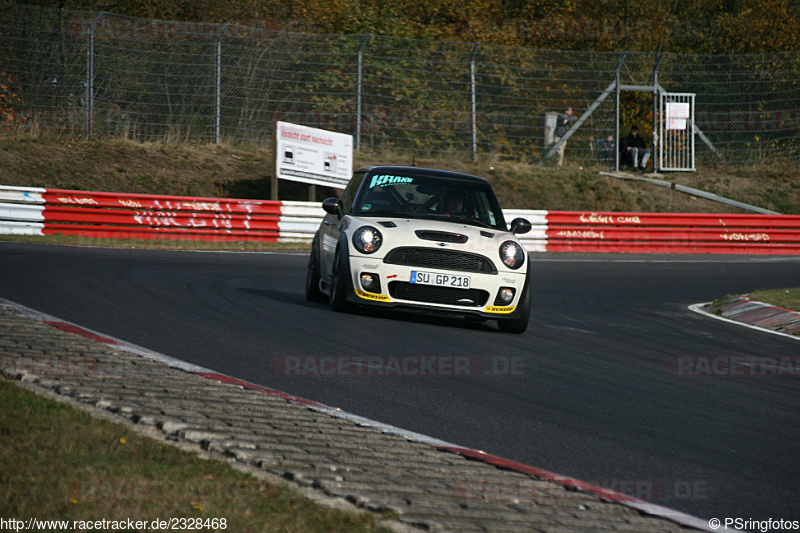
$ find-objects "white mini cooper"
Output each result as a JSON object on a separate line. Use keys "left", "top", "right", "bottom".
{"left": 306, "top": 165, "right": 532, "bottom": 333}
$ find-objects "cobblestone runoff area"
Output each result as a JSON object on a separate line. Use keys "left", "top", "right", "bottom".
{"left": 0, "top": 303, "right": 703, "bottom": 532}
{"left": 702, "top": 297, "right": 800, "bottom": 337}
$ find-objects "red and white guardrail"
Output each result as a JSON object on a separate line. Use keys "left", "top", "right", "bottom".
{"left": 0, "top": 185, "right": 319, "bottom": 242}
{"left": 2, "top": 185, "right": 799, "bottom": 254}
{"left": 512, "top": 210, "right": 800, "bottom": 255}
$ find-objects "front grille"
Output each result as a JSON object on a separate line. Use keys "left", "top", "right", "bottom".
{"left": 415, "top": 230, "right": 468, "bottom": 244}
{"left": 388, "top": 282, "right": 489, "bottom": 307}
{"left": 383, "top": 247, "right": 496, "bottom": 274}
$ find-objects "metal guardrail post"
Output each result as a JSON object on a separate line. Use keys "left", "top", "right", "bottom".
{"left": 355, "top": 34, "right": 371, "bottom": 153}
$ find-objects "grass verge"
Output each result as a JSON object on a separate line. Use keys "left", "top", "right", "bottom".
{"left": 747, "top": 288, "right": 800, "bottom": 312}
{"left": 2, "top": 135, "right": 799, "bottom": 214}
{"left": 0, "top": 378, "right": 391, "bottom": 532}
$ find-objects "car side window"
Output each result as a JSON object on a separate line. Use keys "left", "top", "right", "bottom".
{"left": 340, "top": 171, "right": 366, "bottom": 213}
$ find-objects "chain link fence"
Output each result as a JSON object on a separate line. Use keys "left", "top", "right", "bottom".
{"left": 2, "top": 2, "right": 798, "bottom": 166}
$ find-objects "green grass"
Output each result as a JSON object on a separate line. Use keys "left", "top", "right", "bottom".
{"left": 747, "top": 288, "right": 800, "bottom": 312}
{"left": 0, "top": 379, "right": 392, "bottom": 532}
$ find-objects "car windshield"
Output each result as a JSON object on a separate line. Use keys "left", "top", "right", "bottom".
{"left": 352, "top": 172, "right": 507, "bottom": 230}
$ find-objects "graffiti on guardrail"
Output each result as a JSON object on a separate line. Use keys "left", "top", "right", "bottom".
{"left": 2, "top": 185, "right": 800, "bottom": 253}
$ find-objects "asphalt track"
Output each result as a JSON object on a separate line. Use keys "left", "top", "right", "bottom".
{"left": 1, "top": 242, "right": 798, "bottom": 524}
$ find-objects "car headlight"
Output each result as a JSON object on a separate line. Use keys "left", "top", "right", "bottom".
{"left": 499, "top": 240, "right": 524, "bottom": 269}
{"left": 352, "top": 226, "right": 383, "bottom": 254}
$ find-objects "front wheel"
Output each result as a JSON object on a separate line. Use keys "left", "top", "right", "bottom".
{"left": 305, "top": 238, "right": 325, "bottom": 302}
{"left": 498, "top": 279, "right": 531, "bottom": 334}
{"left": 328, "top": 247, "right": 351, "bottom": 312}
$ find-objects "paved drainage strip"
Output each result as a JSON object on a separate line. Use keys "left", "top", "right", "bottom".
{"left": 0, "top": 297, "right": 709, "bottom": 532}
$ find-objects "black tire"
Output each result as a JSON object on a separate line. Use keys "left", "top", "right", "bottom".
{"left": 305, "top": 238, "right": 325, "bottom": 302}
{"left": 328, "top": 246, "right": 350, "bottom": 312}
{"left": 498, "top": 277, "right": 531, "bottom": 334}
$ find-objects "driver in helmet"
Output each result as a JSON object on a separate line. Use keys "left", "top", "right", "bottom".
{"left": 443, "top": 189, "right": 470, "bottom": 218}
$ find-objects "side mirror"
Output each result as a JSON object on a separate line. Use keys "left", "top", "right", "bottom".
{"left": 510, "top": 217, "right": 532, "bottom": 235}
{"left": 322, "top": 197, "right": 344, "bottom": 218}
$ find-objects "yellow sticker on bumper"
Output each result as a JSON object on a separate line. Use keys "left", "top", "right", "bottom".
{"left": 483, "top": 306, "right": 517, "bottom": 314}
{"left": 355, "top": 289, "right": 392, "bottom": 302}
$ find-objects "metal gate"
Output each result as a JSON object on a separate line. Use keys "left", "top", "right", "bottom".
{"left": 658, "top": 92, "right": 695, "bottom": 171}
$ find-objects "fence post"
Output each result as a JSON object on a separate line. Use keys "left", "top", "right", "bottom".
{"left": 652, "top": 53, "right": 664, "bottom": 172}
{"left": 614, "top": 52, "right": 627, "bottom": 171}
{"left": 215, "top": 23, "right": 230, "bottom": 145}
{"left": 85, "top": 12, "right": 106, "bottom": 141}
{"left": 470, "top": 44, "right": 479, "bottom": 161}
{"left": 355, "top": 34, "right": 371, "bottom": 153}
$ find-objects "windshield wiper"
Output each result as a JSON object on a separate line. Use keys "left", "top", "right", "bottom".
{"left": 450, "top": 217, "right": 493, "bottom": 229}
{"left": 356, "top": 209, "right": 417, "bottom": 218}
{"left": 423, "top": 213, "right": 494, "bottom": 229}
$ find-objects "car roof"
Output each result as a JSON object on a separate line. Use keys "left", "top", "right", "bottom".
{"left": 356, "top": 165, "right": 491, "bottom": 186}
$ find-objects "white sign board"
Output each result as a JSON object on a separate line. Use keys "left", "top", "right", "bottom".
{"left": 666, "top": 102, "right": 690, "bottom": 131}
{"left": 276, "top": 122, "right": 353, "bottom": 189}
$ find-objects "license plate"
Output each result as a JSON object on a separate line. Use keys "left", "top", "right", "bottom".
{"left": 410, "top": 271, "right": 471, "bottom": 289}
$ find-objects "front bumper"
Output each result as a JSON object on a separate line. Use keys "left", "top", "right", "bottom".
{"left": 345, "top": 255, "right": 528, "bottom": 319}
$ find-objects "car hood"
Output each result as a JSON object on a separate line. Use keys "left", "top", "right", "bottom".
{"left": 351, "top": 216, "right": 522, "bottom": 257}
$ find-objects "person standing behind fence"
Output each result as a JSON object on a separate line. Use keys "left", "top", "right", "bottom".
{"left": 553, "top": 107, "right": 576, "bottom": 166}
{"left": 621, "top": 124, "right": 651, "bottom": 171}
{"left": 597, "top": 134, "right": 616, "bottom": 169}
